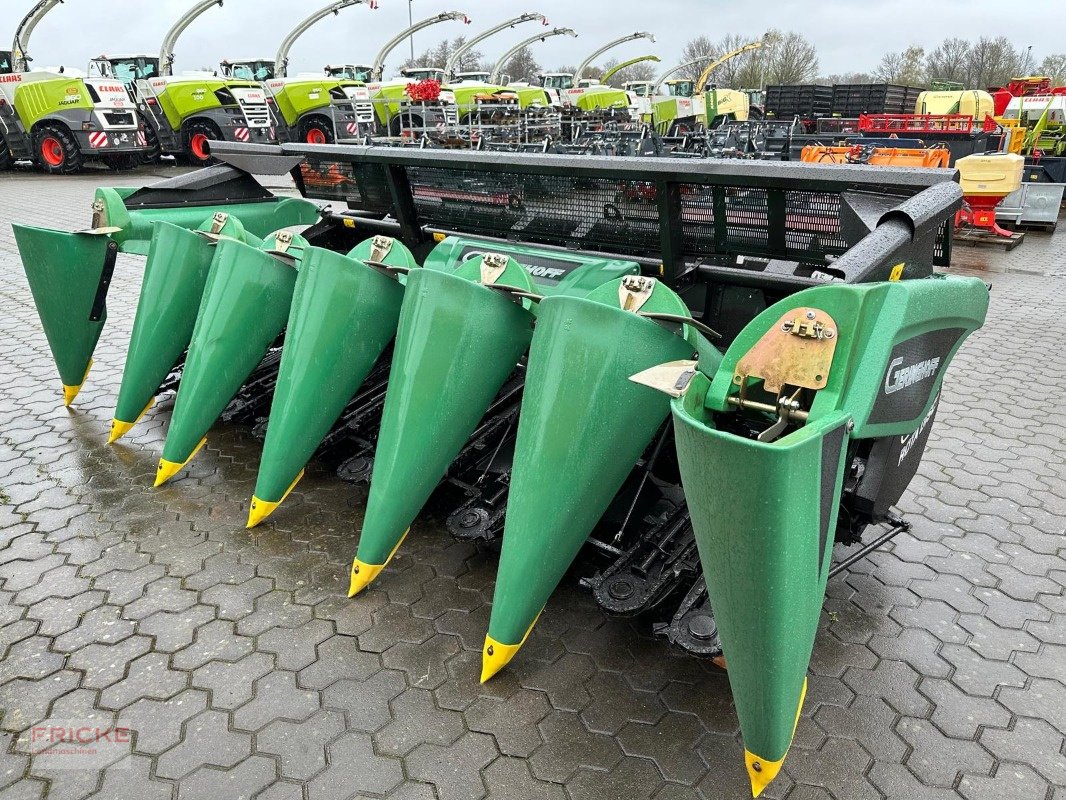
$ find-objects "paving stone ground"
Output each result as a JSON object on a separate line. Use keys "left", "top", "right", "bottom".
{"left": 0, "top": 163, "right": 1063, "bottom": 800}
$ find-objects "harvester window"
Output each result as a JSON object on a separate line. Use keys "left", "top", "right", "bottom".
{"left": 232, "top": 62, "right": 274, "bottom": 82}
{"left": 0, "top": 52, "right": 12, "bottom": 74}
{"left": 543, "top": 75, "right": 573, "bottom": 91}
{"left": 111, "top": 58, "right": 159, "bottom": 84}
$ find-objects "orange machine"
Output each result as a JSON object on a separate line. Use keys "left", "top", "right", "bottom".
{"left": 800, "top": 144, "right": 951, "bottom": 168}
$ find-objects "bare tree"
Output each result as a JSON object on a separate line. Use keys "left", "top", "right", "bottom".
{"left": 763, "top": 29, "right": 819, "bottom": 84}
{"left": 677, "top": 36, "right": 717, "bottom": 80}
{"left": 820, "top": 72, "right": 875, "bottom": 85}
{"left": 965, "top": 36, "right": 1024, "bottom": 88}
{"left": 874, "top": 45, "right": 926, "bottom": 85}
{"left": 500, "top": 46, "right": 541, "bottom": 84}
{"left": 1039, "top": 53, "right": 1066, "bottom": 85}
{"left": 925, "top": 38, "right": 972, "bottom": 85}
{"left": 400, "top": 37, "right": 482, "bottom": 72}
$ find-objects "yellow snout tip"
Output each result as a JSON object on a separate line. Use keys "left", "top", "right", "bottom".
{"left": 153, "top": 437, "right": 207, "bottom": 487}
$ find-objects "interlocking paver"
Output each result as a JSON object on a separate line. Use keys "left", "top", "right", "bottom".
{"left": 375, "top": 688, "right": 465, "bottom": 757}
{"left": 321, "top": 669, "right": 407, "bottom": 733}
{"left": 120, "top": 690, "right": 209, "bottom": 755}
{"left": 154, "top": 709, "right": 252, "bottom": 780}
{"left": 465, "top": 689, "right": 551, "bottom": 758}
{"left": 233, "top": 671, "right": 319, "bottom": 731}
{"left": 256, "top": 709, "right": 346, "bottom": 780}
{"left": 305, "top": 732, "right": 404, "bottom": 799}
{"left": 0, "top": 168, "right": 1062, "bottom": 800}
{"left": 190, "top": 652, "right": 274, "bottom": 710}
{"left": 405, "top": 731, "right": 497, "bottom": 800}
{"left": 175, "top": 755, "right": 277, "bottom": 800}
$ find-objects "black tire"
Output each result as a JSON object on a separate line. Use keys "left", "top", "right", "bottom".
{"left": 138, "top": 120, "right": 162, "bottom": 165}
{"left": 103, "top": 153, "right": 140, "bottom": 171}
{"left": 298, "top": 116, "right": 335, "bottom": 145}
{"left": 33, "top": 123, "right": 84, "bottom": 175}
{"left": 183, "top": 120, "right": 222, "bottom": 166}
{"left": 388, "top": 114, "right": 422, "bottom": 137}
{"left": 0, "top": 133, "right": 13, "bottom": 171}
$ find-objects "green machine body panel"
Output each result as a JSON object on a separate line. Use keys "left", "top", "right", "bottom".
{"left": 670, "top": 276, "right": 989, "bottom": 795}
{"left": 13, "top": 76, "right": 94, "bottom": 127}
{"left": 249, "top": 238, "right": 419, "bottom": 525}
{"left": 483, "top": 278, "right": 699, "bottom": 680}
{"left": 91, "top": 187, "right": 319, "bottom": 255}
{"left": 422, "top": 236, "right": 640, "bottom": 295}
{"left": 156, "top": 234, "right": 305, "bottom": 484}
{"left": 574, "top": 86, "right": 630, "bottom": 112}
{"left": 267, "top": 77, "right": 345, "bottom": 128}
{"left": 351, "top": 255, "right": 537, "bottom": 590}
{"left": 369, "top": 82, "right": 408, "bottom": 124}
{"left": 111, "top": 216, "right": 255, "bottom": 440}
{"left": 154, "top": 79, "right": 261, "bottom": 131}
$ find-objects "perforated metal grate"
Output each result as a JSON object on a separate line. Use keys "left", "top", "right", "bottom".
{"left": 277, "top": 145, "right": 958, "bottom": 277}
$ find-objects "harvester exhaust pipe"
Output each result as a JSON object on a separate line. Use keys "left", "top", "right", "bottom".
{"left": 480, "top": 276, "right": 703, "bottom": 682}
{"left": 247, "top": 236, "right": 420, "bottom": 528}
{"left": 154, "top": 231, "right": 308, "bottom": 487}
{"left": 109, "top": 214, "right": 256, "bottom": 443}
{"left": 348, "top": 254, "right": 537, "bottom": 596}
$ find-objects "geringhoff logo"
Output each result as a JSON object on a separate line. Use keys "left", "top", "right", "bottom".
{"left": 884, "top": 355, "right": 940, "bottom": 395}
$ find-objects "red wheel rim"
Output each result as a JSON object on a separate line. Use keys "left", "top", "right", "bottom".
{"left": 41, "top": 137, "right": 64, "bottom": 167}
{"left": 190, "top": 132, "right": 211, "bottom": 161}
{"left": 306, "top": 128, "right": 327, "bottom": 144}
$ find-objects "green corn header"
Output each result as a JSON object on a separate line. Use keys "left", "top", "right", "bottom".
{"left": 13, "top": 141, "right": 987, "bottom": 797}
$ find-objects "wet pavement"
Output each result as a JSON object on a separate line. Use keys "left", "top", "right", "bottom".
{"left": 0, "top": 165, "right": 1064, "bottom": 800}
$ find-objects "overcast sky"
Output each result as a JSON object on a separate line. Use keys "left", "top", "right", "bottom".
{"left": 17, "top": 0, "right": 1064, "bottom": 78}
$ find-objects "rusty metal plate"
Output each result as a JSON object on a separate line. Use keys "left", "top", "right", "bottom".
{"left": 734, "top": 308, "right": 838, "bottom": 394}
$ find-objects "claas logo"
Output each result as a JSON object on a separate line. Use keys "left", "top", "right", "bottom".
{"left": 66, "top": 86, "right": 82, "bottom": 96}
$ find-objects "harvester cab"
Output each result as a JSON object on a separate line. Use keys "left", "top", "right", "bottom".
{"left": 0, "top": 1, "right": 147, "bottom": 173}
{"left": 325, "top": 64, "right": 374, "bottom": 82}
{"left": 399, "top": 67, "right": 446, "bottom": 83}
{"left": 220, "top": 59, "right": 277, "bottom": 82}
{"left": 665, "top": 79, "right": 695, "bottom": 97}
{"left": 452, "top": 71, "right": 491, "bottom": 84}
{"left": 15, "top": 135, "right": 987, "bottom": 798}
{"left": 93, "top": 0, "right": 279, "bottom": 166}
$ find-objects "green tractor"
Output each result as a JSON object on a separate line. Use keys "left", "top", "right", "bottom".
{"left": 90, "top": 0, "right": 279, "bottom": 165}
{"left": 220, "top": 1, "right": 378, "bottom": 143}
{"left": 0, "top": 1, "right": 147, "bottom": 173}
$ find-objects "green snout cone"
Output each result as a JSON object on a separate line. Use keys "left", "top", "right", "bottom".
{"left": 249, "top": 238, "right": 420, "bottom": 526}
{"left": 674, "top": 371, "right": 849, "bottom": 789}
{"left": 111, "top": 217, "right": 254, "bottom": 442}
{"left": 13, "top": 225, "right": 115, "bottom": 402}
{"left": 156, "top": 235, "right": 301, "bottom": 485}
{"left": 484, "top": 280, "right": 694, "bottom": 677}
{"left": 352, "top": 256, "right": 536, "bottom": 587}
